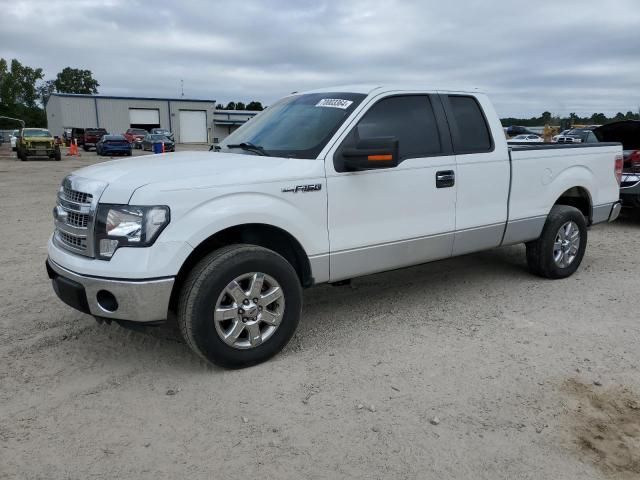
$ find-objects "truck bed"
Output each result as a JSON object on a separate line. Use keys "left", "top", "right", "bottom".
{"left": 504, "top": 142, "right": 622, "bottom": 245}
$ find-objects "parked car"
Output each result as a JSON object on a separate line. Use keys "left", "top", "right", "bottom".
{"left": 141, "top": 133, "right": 175, "bottom": 152}
{"left": 124, "top": 128, "right": 148, "bottom": 149}
{"left": 150, "top": 128, "right": 174, "bottom": 141}
{"left": 507, "top": 134, "right": 543, "bottom": 143}
{"left": 594, "top": 120, "right": 640, "bottom": 209}
{"left": 506, "top": 125, "right": 539, "bottom": 137}
{"left": 16, "top": 128, "right": 61, "bottom": 161}
{"left": 10, "top": 129, "right": 19, "bottom": 151}
{"left": 552, "top": 129, "right": 572, "bottom": 142}
{"left": 0, "top": 133, "right": 4, "bottom": 145}
{"left": 83, "top": 128, "right": 108, "bottom": 151}
{"left": 47, "top": 85, "right": 622, "bottom": 368}
{"left": 96, "top": 134, "right": 133, "bottom": 157}
{"left": 556, "top": 128, "right": 599, "bottom": 144}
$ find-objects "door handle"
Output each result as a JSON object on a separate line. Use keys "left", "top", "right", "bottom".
{"left": 436, "top": 170, "right": 455, "bottom": 188}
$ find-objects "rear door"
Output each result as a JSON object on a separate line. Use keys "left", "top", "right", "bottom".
{"left": 439, "top": 93, "right": 510, "bottom": 254}
{"left": 326, "top": 93, "right": 457, "bottom": 281}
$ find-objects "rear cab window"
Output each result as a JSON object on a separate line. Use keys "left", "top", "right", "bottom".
{"left": 443, "top": 95, "right": 494, "bottom": 154}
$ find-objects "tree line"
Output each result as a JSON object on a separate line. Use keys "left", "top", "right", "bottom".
{"left": 501, "top": 110, "right": 640, "bottom": 128}
{"left": 216, "top": 101, "right": 264, "bottom": 111}
{"left": 0, "top": 58, "right": 99, "bottom": 128}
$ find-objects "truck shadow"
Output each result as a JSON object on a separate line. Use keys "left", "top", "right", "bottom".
{"left": 615, "top": 209, "right": 640, "bottom": 226}
{"left": 95, "top": 244, "right": 530, "bottom": 371}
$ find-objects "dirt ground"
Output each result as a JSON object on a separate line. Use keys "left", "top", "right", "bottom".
{"left": 1, "top": 142, "right": 639, "bottom": 479}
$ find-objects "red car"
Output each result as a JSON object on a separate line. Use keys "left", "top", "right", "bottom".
{"left": 83, "top": 128, "right": 108, "bottom": 151}
{"left": 124, "top": 128, "right": 148, "bottom": 149}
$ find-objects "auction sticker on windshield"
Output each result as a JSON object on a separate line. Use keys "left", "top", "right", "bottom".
{"left": 315, "top": 98, "right": 354, "bottom": 109}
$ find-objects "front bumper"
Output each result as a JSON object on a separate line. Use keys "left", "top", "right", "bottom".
{"left": 102, "top": 147, "right": 131, "bottom": 154}
{"left": 620, "top": 174, "right": 640, "bottom": 207}
{"left": 25, "top": 148, "right": 56, "bottom": 156}
{"left": 46, "top": 258, "right": 174, "bottom": 323}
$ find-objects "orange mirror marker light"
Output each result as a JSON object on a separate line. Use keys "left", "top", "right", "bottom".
{"left": 367, "top": 154, "right": 393, "bottom": 161}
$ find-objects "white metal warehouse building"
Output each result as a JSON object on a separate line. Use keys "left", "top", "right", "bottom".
{"left": 46, "top": 93, "right": 217, "bottom": 144}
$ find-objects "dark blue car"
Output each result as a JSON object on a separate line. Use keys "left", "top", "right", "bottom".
{"left": 96, "top": 134, "right": 132, "bottom": 156}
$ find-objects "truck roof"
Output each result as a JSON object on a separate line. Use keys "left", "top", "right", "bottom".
{"left": 301, "top": 84, "right": 485, "bottom": 95}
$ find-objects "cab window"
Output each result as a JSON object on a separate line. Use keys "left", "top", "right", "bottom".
{"left": 335, "top": 95, "right": 442, "bottom": 171}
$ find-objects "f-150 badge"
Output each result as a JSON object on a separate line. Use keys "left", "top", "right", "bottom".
{"left": 282, "top": 184, "right": 322, "bottom": 193}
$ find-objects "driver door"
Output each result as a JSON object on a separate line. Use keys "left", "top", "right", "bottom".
{"left": 326, "top": 93, "right": 457, "bottom": 281}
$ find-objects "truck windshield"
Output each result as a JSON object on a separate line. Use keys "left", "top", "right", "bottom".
{"left": 23, "top": 129, "right": 51, "bottom": 137}
{"left": 219, "top": 92, "right": 366, "bottom": 159}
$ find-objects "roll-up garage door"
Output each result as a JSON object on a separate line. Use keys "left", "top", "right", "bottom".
{"left": 179, "top": 110, "right": 207, "bottom": 143}
{"left": 129, "top": 108, "right": 160, "bottom": 126}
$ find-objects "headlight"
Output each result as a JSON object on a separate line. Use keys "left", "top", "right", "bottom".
{"left": 95, "top": 204, "right": 170, "bottom": 259}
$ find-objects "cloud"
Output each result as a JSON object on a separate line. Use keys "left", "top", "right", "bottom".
{"left": 1, "top": 0, "right": 639, "bottom": 116}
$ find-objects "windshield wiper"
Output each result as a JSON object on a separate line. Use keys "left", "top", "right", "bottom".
{"left": 225, "top": 142, "right": 268, "bottom": 156}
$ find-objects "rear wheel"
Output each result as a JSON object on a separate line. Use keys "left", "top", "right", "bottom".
{"left": 178, "top": 245, "right": 302, "bottom": 368}
{"left": 526, "top": 205, "right": 587, "bottom": 279}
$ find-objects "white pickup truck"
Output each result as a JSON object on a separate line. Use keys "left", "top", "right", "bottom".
{"left": 47, "top": 85, "right": 623, "bottom": 368}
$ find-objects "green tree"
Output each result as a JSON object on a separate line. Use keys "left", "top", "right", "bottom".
{"left": 0, "top": 58, "right": 46, "bottom": 127}
{"left": 614, "top": 112, "right": 626, "bottom": 121}
{"left": 235, "top": 101, "right": 246, "bottom": 110}
{"left": 0, "top": 58, "right": 43, "bottom": 107}
{"left": 54, "top": 67, "right": 99, "bottom": 94}
{"left": 590, "top": 113, "right": 607, "bottom": 124}
{"left": 540, "top": 111, "right": 552, "bottom": 123}
{"left": 246, "top": 101, "right": 264, "bottom": 111}
{"left": 225, "top": 101, "right": 236, "bottom": 110}
{"left": 215, "top": 104, "right": 225, "bottom": 110}
{"left": 37, "top": 79, "right": 56, "bottom": 106}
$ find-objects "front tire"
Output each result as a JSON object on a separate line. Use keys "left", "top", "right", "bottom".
{"left": 526, "top": 205, "right": 587, "bottom": 279}
{"left": 177, "top": 245, "right": 302, "bottom": 368}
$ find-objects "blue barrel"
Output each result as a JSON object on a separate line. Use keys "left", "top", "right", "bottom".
{"left": 153, "top": 142, "right": 163, "bottom": 154}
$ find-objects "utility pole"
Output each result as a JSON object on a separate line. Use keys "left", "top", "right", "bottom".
{"left": 180, "top": 79, "right": 184, "bottom": 98}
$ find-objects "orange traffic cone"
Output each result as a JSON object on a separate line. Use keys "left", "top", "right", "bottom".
{"left": 67, "top": 139, "right": 80, "bottom": 156}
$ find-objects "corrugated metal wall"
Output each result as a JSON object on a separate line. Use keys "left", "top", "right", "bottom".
{"left": 46, "top": 94, "right": 217, "bottom": 143}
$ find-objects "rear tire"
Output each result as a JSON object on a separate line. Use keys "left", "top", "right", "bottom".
{"left": 526, "top": 205, "right": 587, "bottom": 279}
{"left": 177, "top": 245, "right": 302, "bottom": 368}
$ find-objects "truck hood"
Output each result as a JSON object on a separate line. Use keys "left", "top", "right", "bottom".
{"left": 73, "top": 151, "right": 324, "bottom": 203}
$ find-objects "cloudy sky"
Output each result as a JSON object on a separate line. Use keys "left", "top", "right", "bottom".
{"left": 2, "top": 0, "right": 639, "bottom": 117}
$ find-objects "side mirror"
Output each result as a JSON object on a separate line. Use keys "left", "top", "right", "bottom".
{"left": 342, "top": 137, "right": 399, "bottom": 171}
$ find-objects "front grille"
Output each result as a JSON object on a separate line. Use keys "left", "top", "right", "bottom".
{"left": 57, "top": 230, "right": 87, "bottom": 250}
{"left": 54, "top": 176, "right": 107, "bottom": 258}
{"left": 66, "top": 211, "right": 89, "bottom": 228}
{"left": 63, "top": 187, "right": 93, "bottom": 204}
{"left": 621, "top": 175, "right": 640, "bottom": 188}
